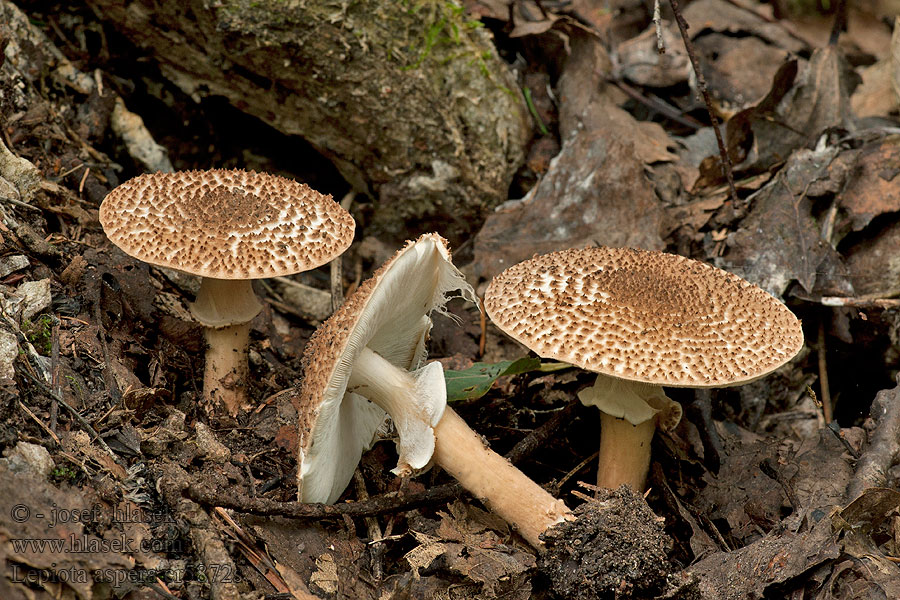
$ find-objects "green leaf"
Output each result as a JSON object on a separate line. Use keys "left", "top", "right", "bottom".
{"left": 445, "top": 358, "right": 571, "bottom": 402}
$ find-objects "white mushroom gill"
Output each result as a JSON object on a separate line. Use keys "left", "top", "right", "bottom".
{"left": 347, "top": 347, "right": 446, "bottom": 475}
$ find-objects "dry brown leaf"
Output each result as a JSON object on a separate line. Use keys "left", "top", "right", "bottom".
{"left": 723, "top": 147, "right": 852, "bottom": 297}
{"left": 471, "top": 127, "right": 666, "bottom": 283}
{"left": 308, "top": 552, "right": 338, "bottom": 595}
{"left": 682, "top": 0, "right": 808, "bottom": 54}
{"left": 837, "top": 137, "right": 900, "bottom": 233}
{"left": 852, "top": 59, "right": 897, "bottom": 118}
{"left": 1, "top": 464, "right": 134, "bottom": 600}
{"left": 404, "top": 502, "right": 535, "bottom": 599}
{"left": 617, "top": 24, "right": 690, "bottom": 88}
{"left": 702, "top": 43, "right": 858, "bottom": 188}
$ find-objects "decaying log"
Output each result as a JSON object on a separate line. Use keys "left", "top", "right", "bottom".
{"left": 85, "top": 0, "right": 531, "bottom": 243}
{"left": 847, "top": 379, "right": 900, "bottom": 501}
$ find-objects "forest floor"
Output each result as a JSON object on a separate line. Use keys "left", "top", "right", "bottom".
{"left": 1, "top": 0, "right": 900, "bottom": 599}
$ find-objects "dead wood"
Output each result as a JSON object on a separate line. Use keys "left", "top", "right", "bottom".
{"left": 846, "top": 380, "right": 900, "bottom": 501}
{"left": 84, "top": 0, "right": 531, "bottom": 244}
{"left": 155, "top": 461, "right": 244, "bottom": 600}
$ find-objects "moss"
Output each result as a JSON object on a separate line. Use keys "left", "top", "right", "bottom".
{"left": 22, "top": 314, "right": 53, "bottom": 356}
{"left": 50, "top": 464, "right": 81, "bottom": 483}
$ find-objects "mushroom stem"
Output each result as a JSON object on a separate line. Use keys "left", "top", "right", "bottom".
{"left": 190, "top": 278, "right": 264, "bottom": 416}
{"left": 432, "top": 407, "right": 571, "bottom": 548}
{"left": 597, "top": 412, "right": 657, "bottom": 491}
{"left": 347, "top": 346, "right": 570, "bottom": 548}
{"left": 203, "top": 324, "right": 251, "bottom": 416}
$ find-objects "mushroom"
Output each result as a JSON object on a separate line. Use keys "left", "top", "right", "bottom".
{"left": 100, "top": 169, "right": 354, "bottom": 415}
{"left": 484, "top": 246, "right": 804, "bottom": 491}
{"left": 297, "top": 233, "right": 571, "bottom": 548}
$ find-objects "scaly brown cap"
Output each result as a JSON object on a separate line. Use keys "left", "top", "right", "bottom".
{"left": 485, "top": 247, "right": 803, "bottom": 388}
{"left": 99, "top": 169, "right": 354, "bottom": 279}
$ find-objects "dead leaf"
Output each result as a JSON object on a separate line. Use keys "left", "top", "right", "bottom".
{"left": 689, "top": 517, "right": 840, "bottom": 600}
{"left": 722, "top": 147, "right": 853, "bottom": 297}
{"left": 694, "top": 33, "right": 793, "bottom": 112}
{"left": 845, "top": 220, "right": 900, "bottom": 297}
{"left": 837, "top": 136, "right": 900, "bottom": 233}
{"left": 852, "top": 59, "right": 897, "bottom": 118}
{"left": 0, "top": 463, "right": 134, "bottom": 600}
{"left": 617, "top": 23, "right": 691, "bottom": 88}
{"left": 831, "top": 487, "right": 900, "bottom": 599}
{"left": 471, "top": 127, "right": 667, "bottom": 282}
{"left": 404, "top": 502, "right": 535, "bottom": 599}
{"left": 509, "top": 1, "right": 560, "bottom": 37}
{"left": 682, "top": 0, "right": 808, "bottom": 54}
{"left": 308, "top": 552, "right": 338, "bottom": 595}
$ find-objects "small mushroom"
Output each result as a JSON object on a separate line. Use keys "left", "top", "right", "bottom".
{"left": 100, "top": 169, "right": 354, "bottom": 415}
{"left": 484, "top": 246, "right": 804, "bottom": 491}
{"left": 297, "top": 234, "right": 570, "bottom": 548}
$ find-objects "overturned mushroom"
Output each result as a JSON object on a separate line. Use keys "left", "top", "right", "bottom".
{"left": 485, "top": 246, "right": 804, "bottom": 491}
{"left": 100, "top": 169, "right": 354, "bottom": 415}
{"left": 297, "top": 234, "right": 570, "bottom": 548}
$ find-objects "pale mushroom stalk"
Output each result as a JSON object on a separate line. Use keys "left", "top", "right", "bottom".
{"left": 597, "top": 414, "right": 656, "bottom": 491}
{"left": 347, "top": 346, "right": 571, "bottom": 548}
{"left": 578, "top": 374, "right": 682, "bottom": 492}
{"left": 100, "top": 169, "right": 354, "bottom": 418}
{"left": 191, "top": 277, "right": 264, "bottom": 413}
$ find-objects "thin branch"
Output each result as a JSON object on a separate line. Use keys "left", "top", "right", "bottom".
{"left": 189, "top": 402, "right": 578, "bottom": 519}
{"left": 666, "top": 0, "right": 739, "bottom": 205}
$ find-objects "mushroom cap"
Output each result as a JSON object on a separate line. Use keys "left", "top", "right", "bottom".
{"left": 484, "top": 246, "right": 804, "bottom": 388}
{"left": 99, "top": 169, "right": 354, "bottom": 279}
{"left": 297, "top": 233, "right": 476, "bottom": 504}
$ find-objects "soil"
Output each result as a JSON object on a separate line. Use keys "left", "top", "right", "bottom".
{"left": 539, "top": 487, "right": 685, "bottom": 600}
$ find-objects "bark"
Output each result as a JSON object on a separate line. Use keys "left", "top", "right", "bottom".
{"left": 85, "top": 0, "right": 531, "bottom": 243}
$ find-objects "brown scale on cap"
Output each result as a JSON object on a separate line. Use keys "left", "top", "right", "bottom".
{"left": 99, "top": 169, "right": 354, "bottom": 279}
{"left": 485, "top": 246, "right": 804, "bottom": 388}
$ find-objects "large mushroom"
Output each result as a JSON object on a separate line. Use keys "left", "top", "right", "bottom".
{"left": 484, "top": 246, "right": 804, "bottom": 491}
{"left": 100, "top": 169, "right": 354, "bottom": 415}
{"left": 296, "top": 234, "right": 570, "bottom": 548}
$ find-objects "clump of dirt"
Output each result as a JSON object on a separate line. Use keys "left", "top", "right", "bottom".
{"left": 538, "top": 486, "right": 675, "bottom": 599}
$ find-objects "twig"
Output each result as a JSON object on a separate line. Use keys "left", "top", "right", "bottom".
{"left": 478, "top": 295, "right": 487, "bottom": 358}
{"left": 188, "top": 479, "right": 465, "bottom": 520}
{"left": 0, "top": 194, "right": 42, "bottom": 212}
{"left": 819, "top": 297, "right": 900, "bottom": 309}
{"left": 666, "top": 0, "right": 738, "bottom": 205}
{"left": 505, "top": 401, "right": 578, "bottom": 464}
{"left": 828, "top": 0, "right": 848, "bottom": 46}
{"left": 653, "top": 0, "right": 665, "bottom": 54}
{"left": 331, "top": 191, "right": 356, "bottom": 313}
{"left": 19, "top": 368, "right": 122, "bottom": 464}
{"left": 190, "top": 401, "right": 578, "bottom": 519}
{"left": 90, "top": 290, "right": 122, "bottom": 404}
{"left": 156, "top": 463, "right": 242, "bottom": 600}
{"left": 50, "top": 317, "right": 61, "bottom": 433}
{"left": 818, "top": 318, "right": 833, "bottom": 423}
{"left": 611, "top": 80, "right": 705, "bottom": 130}
{"left": 353, "top": 468, "right": 385, "bottom": 579}
{"left": 17, "top": 400, "right": 62, "bottom": 445}
{"left": 556, "top": 450, "right": 600, "bottom": 493}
